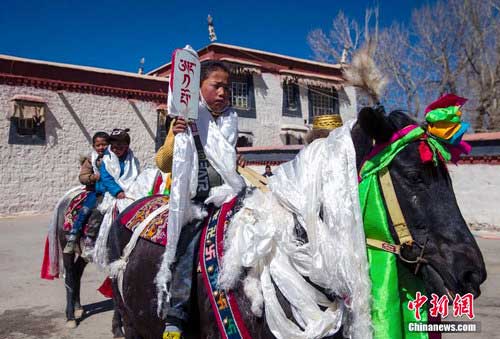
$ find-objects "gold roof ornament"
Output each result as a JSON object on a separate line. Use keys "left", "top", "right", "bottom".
{"left": 312, "top": 114, "right": 343, "bottom": 130}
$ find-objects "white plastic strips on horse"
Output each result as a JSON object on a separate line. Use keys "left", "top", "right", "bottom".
{"left": 220, "top": 121, "right": 373, "bottom": 339}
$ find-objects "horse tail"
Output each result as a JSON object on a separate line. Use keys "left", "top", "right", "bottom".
{"left": 44, "top": 186, "right": 83, "bottom": 279}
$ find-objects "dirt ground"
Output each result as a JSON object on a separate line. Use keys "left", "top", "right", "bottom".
{"left": 0, "top": 214, "right": 499, "bottom": 339}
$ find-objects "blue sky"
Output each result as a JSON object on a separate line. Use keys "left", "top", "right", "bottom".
{"left": 1, "top": 0, "right": 432, "bottom": 73}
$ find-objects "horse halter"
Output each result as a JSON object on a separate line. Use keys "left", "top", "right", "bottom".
{"left": 365, "top": 166, "right": 429, "bottom": 275}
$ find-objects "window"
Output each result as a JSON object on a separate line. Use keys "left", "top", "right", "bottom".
{"left": 282, "top": 82, "right": 302, "bottom": 117}
{"left": 237, "top": 136, "right": 252, "bottom": 147}
{"left": 308, "top": 86, "right": 339, "bottom": 122}
{"left": 237, "top": 131, "right": 254, "bottom": 147}
{"left": 231, "top": 82, "right": 249, "bottom": 109}
{"left": 280, "top": 125, "right": 308, "bottom": 146}
{"left": 8, "top": 96, "right": 46, "bottom": 145}
{"left": 230, "top": 74, "right": 256, "bottom": 118}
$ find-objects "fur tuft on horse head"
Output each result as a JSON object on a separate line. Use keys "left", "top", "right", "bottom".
{"left": 344, "top": 41, "right": 388, "bottom": 105}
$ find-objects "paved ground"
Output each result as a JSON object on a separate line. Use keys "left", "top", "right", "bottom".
{"left": 0, "top": 214, "right": 498, "bottom": 339}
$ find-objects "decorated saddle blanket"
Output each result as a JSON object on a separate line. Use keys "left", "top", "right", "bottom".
{"left": 119, "top": 195, "right": 170, "bottom": 246}
{"left": 199, "top": 196, "right": 252, "bottom": 339}
{"left": 63, "top": 191, "right": 89, "bottom": 232}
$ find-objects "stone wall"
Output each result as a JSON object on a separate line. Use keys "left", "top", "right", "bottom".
{"left": 0, "top": 84, "right": 159, "bottom": 215}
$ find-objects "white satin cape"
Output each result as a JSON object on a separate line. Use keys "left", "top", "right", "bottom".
{"left": 219, "top": 121, "right": 372, "bottom": 339}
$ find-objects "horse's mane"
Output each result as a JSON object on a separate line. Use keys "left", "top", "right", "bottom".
{"left": 352, "top": 109, "right": 418, "bottom": 170}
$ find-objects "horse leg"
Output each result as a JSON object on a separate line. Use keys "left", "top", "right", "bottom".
{"left": 112, "top": 306, "right": 125, "bottom": 338}
{"left": 63, "top": 253, "right": 77, "bottom": 328}
{"left": 73, "top": 256, "right": 87, "bottom": 319}
{"left": 111, "top": 278, "right": 138, "bottom": 339}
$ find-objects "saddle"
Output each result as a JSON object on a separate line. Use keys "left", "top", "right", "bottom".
{"left": 63, "top": 191, "right": 90, "bottom": 233}
{"left": 118, "top": 195, "right": 170, "bottom": 246}
{"left": 117, "top": 194, "right": 251, "bottom": 338}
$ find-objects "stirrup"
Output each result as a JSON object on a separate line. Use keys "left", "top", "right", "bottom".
{"left": 162, "top": 331, "right": 182, "bottom": 339}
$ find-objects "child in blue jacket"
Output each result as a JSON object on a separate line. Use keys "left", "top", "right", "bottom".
{"left": 97, "top": 128, "right": 134, "bottom": 199}
{"left": 82, "top": 128, "right": 137, "bottom": 253}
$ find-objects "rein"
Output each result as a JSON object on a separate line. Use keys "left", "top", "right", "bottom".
{"left": 359, "top": 95, "right": 470, "bottom": 338}
{"left": 361, "top": 119, "right": 467, "bottom": 274}
{"left": 365, "top": 165, "right": 429, "bottom": 274}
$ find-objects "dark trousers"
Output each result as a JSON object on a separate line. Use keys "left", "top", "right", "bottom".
{"left": 86, "top": 195, "right": 104, "bottom": 239}
{"left": 165, "top": 218, "right": 204, "bottom": 326}
{"left": 70, "top": 191, "right": 98, "bottom": 235}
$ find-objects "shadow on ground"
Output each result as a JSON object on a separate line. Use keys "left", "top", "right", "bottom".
{"left": 0, "top": 307, "right": 61, "bottom": 338}
{"left": 80, "top": 299, "right": 114, "bottom": 322}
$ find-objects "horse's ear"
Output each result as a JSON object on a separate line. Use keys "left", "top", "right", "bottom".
{"left": 358, "top": 106, "right": 395, "bottom": 143}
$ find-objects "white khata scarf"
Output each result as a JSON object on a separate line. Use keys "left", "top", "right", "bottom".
{"left": 155, "top": 100, "right": 245, "bottom": 314}
{"left": 218, "top": 121, "right": 373, "bottom": 339}
{"left": 90, "top": 150, "right": 100, "bottom": 174}
{"left": 93, "top": 147, "right": 140, "bottom": 268}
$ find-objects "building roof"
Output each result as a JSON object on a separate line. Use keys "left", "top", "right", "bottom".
{"left": 0, "top": 54, "right": 168, "bottom": 102}
{"left": 148, "top": 43, "right": 344, "bottom": 83}
{"left": 463, "top": 132, "right": 500, "bottom": 141}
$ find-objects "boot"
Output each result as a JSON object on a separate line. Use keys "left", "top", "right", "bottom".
{"left": 63, "top": 233, "right": 78, "bottom": 254}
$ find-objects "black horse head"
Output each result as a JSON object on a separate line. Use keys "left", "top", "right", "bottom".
{"left": 352, "top": 106, "right": 487, "bottom": 299}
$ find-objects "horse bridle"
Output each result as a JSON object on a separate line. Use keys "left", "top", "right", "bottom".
{"left": 365, "top": 166, "right": 429, "bottom": 275}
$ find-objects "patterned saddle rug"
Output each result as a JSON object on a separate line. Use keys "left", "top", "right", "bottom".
{"left": 117, "top": 194, "right": 250, "bottom": 338}
{"left": 63, "top": 191, "right": 89, "bottom": 233}
{"left": 199, "top": 196, "right": 252, "bottom": 339}
{"left": 119, "top": 195, "right": 170, "bottom": 246}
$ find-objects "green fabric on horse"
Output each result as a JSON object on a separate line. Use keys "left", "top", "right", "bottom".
{"left": 359, "top": 126, "right": 429, "bottom": 339}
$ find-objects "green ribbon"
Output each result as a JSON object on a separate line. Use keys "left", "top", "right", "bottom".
{"left": 425, "top": 106, "right": 461, "bottom": 124}
{"left": 360, "top": 127, "right": 429, "bottom": 339}
{"left": 147, "top": 172, "right": 171, "bottom": 197}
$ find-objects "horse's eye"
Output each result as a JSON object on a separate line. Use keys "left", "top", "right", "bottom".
{"left": 406, "top": 171, "right": 425, "bottom": 185}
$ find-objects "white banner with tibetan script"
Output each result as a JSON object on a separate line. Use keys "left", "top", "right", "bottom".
{"left": 167, "top": 45, "right": 200, "bottom": 120}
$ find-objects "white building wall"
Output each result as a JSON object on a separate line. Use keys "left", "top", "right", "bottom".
{"left": 448, "top": 164, "right": 500, "bottom": 226}
{"left": 238, "top": 73, "right": 282, "bottom": 146}
{"left": 0, "top": 84, "right": 159, "bottom": 216}
{"left": 339, "top": 85, "right": 357, "bottom": 122}
{"left": 239, "top": 73, "right": 357, "bottom": 147}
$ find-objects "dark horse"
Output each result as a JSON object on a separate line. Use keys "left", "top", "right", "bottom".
{"left": 107, "top": 109, "right": 487, "bottom": 338}
{"left": 53, "top": 193, "right": 124, "bottom": 337}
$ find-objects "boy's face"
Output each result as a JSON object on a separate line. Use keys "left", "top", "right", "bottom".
{"left": 111, "top": 143, "right": 129, "bottom": 158}
{"left": 201, "top": 69, "right": 230, "bottom": 113}
{"left": 93, "top": 137, "right": 108, "bottom": 156}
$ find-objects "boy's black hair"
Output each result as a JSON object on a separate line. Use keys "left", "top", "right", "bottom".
{"left": 109, "top": 128, "right": 131, "bottom": 145}
{"left": 92, "top": 131, "right": 110, "bottom": 144}
{"left": 200, "top": 61, "right": 230, "bottom": 83}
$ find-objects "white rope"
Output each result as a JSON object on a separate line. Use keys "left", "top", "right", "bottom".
{"left": 109, "top": 203, "right": 170, "bottom": 299}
